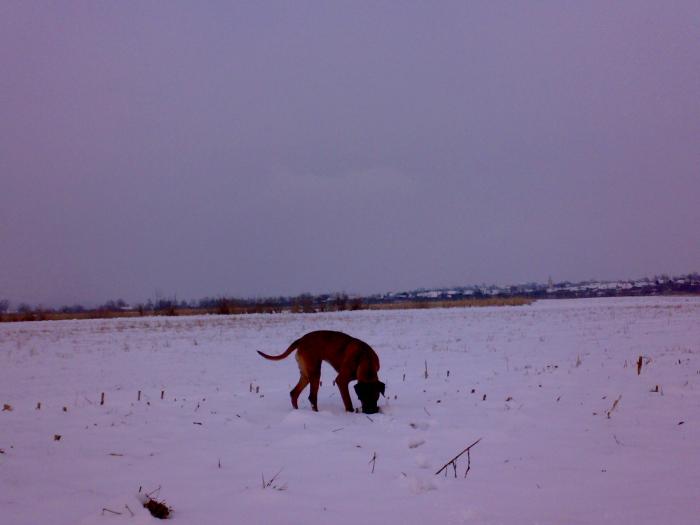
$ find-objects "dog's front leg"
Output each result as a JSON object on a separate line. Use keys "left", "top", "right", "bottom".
{"left": 335, "top": 375, "right": 355, "bottom": 412}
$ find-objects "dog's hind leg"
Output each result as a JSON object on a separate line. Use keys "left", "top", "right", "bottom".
{"left": 289, "top": 375, "right": 309, "bottom": 409}
{"left": 300, "top": 353, "right": 322, "bottom": 412}
{"left": 308, "top": 370, "right": 321, "bottom": 412}
{"left": 295, "top": 348, "right": 323, "bottom": 411}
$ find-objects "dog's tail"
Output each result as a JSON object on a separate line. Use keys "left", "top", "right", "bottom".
{"left": 257, "top": 338, "right": 300, "bottom": 361}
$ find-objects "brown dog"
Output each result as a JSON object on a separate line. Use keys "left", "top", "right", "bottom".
{"left": 257, "top": 330, "right": 385, "bottom": 414}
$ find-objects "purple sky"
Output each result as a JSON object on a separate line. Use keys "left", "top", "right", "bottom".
{"left": 1, "top": 2, "right": 699, "bottom": 307}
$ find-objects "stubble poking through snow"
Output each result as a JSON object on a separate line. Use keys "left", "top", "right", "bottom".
{"left": 0, "top": 297, "right": 698, "bottom": 524}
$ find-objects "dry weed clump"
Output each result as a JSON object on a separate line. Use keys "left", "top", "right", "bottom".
{"left": 139, "top": 487, "right": 172, "bottom": 519}
{"left": 144, "top": 497, "right": 171, "bottom": 519}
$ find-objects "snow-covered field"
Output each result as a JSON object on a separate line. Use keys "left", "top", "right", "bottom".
{"left": 1, "top": 297, "right": 698, "bottom": 525}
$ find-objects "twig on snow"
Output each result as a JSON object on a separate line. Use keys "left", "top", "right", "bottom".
{"left": 435, "top": 438, "right": 482, "bottom": 478}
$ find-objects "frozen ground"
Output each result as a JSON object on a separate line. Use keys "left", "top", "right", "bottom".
{"left": 1, "top": 297, "right": 698, "bottom": 524}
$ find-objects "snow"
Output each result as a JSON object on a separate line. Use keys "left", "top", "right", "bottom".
{"left": 1, "top": 297, "right": 699, "bottom": 524}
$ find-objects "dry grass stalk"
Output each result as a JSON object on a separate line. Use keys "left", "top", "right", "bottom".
{"left": 262, "top": 468, "right": 287, "bottom": 490}
{"left": 607, "top": 395, "right": 622, "bottom": 419}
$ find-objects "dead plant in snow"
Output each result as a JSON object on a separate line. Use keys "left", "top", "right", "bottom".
{"left": 138, "top": 486, "right": 172, "bottom": 519}
{"left": 435, "top": 438, "right": 482, "bottom": 478}
{"left": 262, "top": 468, "right": 287, "bottom": 491}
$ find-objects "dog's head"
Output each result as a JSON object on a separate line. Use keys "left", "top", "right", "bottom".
{"left": 354, "top": 381, "right": 386, "bottom": 414}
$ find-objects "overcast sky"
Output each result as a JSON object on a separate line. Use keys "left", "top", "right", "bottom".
{"left": 1, "top": 2, "right": 698, "bottom": 307}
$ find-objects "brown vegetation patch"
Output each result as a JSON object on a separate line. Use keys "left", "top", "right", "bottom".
{"left": 368, "top": 296, "right": 534, "bottom": 310}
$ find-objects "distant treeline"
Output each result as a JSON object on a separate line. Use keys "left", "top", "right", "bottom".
{"left": 0, "top": 294, "right": 532, "bottom": 322}
{"left": 1, "top": 273, "right": 698, "bottom": 323}
{"left": 0, "top": 293, "right": 364, "bottom": 322}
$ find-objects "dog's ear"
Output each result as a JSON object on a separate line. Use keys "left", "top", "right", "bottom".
{"left": 377, "top": 381, "right": 386, "bottom": 397}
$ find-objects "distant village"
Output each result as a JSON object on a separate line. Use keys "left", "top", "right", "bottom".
{"left": 375, "top": 273, "right": 700, "bottom": 303}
